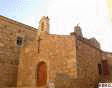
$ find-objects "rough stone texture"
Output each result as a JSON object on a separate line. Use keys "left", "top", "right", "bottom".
{"left": 0, "top": 15, "right": 37, "bottom": 87}
{"left": 89, "top": 38, "right": 100, "bottom": 49}
{"left": 17, "top": 34, "right": 77, "bottom": 87}
{"left": 75, "top": 36, "right": 102, "bottom": 88}
{"left": 17, "top": 33, "right": 102, "bottom": 88}
{"left": 0, "top": 15, "right": 111, "bottom": 88}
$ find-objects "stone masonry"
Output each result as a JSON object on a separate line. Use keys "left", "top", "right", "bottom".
{"left": 0, "top": 15, "right": 111, "bottom": 88}
{"left": 0, "top": 15, "right": 37, "bottom": 87}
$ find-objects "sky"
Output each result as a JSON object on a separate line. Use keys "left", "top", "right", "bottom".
{"left": 0, "top": 0, "right": 112, "bottom": 52}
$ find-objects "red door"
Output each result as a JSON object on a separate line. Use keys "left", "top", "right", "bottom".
{"left": 102, "top": 60, "right": 110, "bottom": 80}
{"left": 37, "top": 62, "right": 47, "bottom": 86}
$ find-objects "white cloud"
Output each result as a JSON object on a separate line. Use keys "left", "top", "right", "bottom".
{"left": 47, "top": 0, "right": 112, "bottom": 51}
{"left": 15, "top": 0, "right": 112, "bottom": 51}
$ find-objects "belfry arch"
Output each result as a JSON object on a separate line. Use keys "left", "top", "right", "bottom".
{"left": 36, "top": 61, "right": 47, "bottom": 86}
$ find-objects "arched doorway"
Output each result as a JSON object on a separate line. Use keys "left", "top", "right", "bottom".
{"left": 37, "top": 62, "right": 47, "bottom": 86}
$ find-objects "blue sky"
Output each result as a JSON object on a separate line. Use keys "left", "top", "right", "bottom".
{"left": 0, "top": 0, "right": 48, "bottom": 24}
{"left": 0, "top": 0, "right": 112, "bottom": 52}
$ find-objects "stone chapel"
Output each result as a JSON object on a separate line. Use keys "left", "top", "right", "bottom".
{"left": 0, "top": 15, "right": 111, "bottom": 88}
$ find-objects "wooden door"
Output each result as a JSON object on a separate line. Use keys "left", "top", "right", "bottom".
{"left": 102, "top": 60, "right": 110, "bottom": 75}
{"left": 37, "top": 62, "right": 47, "bottom": 86}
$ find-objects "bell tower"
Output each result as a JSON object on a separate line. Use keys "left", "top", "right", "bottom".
{"left": 38, "top": 16, "right": 49, "bottom": 34}
{"left": 74, "top": 24, "right": 83, "bottom": 37}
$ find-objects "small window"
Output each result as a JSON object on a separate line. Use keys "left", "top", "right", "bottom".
{"left": 98, "top": 64, "right": 102, "bottom": 75}
{"left": 16, "top": 36, "right": 23, "bottom": 46}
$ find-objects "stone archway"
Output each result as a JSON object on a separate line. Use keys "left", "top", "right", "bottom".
{"left": 37, "top": 61, "right": 47, "bottom": 86}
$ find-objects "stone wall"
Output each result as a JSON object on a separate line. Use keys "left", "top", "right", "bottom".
{"left": 0, "top": 15, "right": 111, "bottom": 88}
{"left": 0, "top": 16, "right": 37, "bottom": 87}
{"left": 76, "top": 36, "right": 102, "bottom": 88}
{"left": 17, "top": 34, "right": 77, "bottom": 87}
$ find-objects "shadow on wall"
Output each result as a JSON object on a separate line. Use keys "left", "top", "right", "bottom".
{"left": 54, "top": 73, "right": 99, "bottom": 88}
{"left": 54, "top": 73, "right": 75, "bottom": 88}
